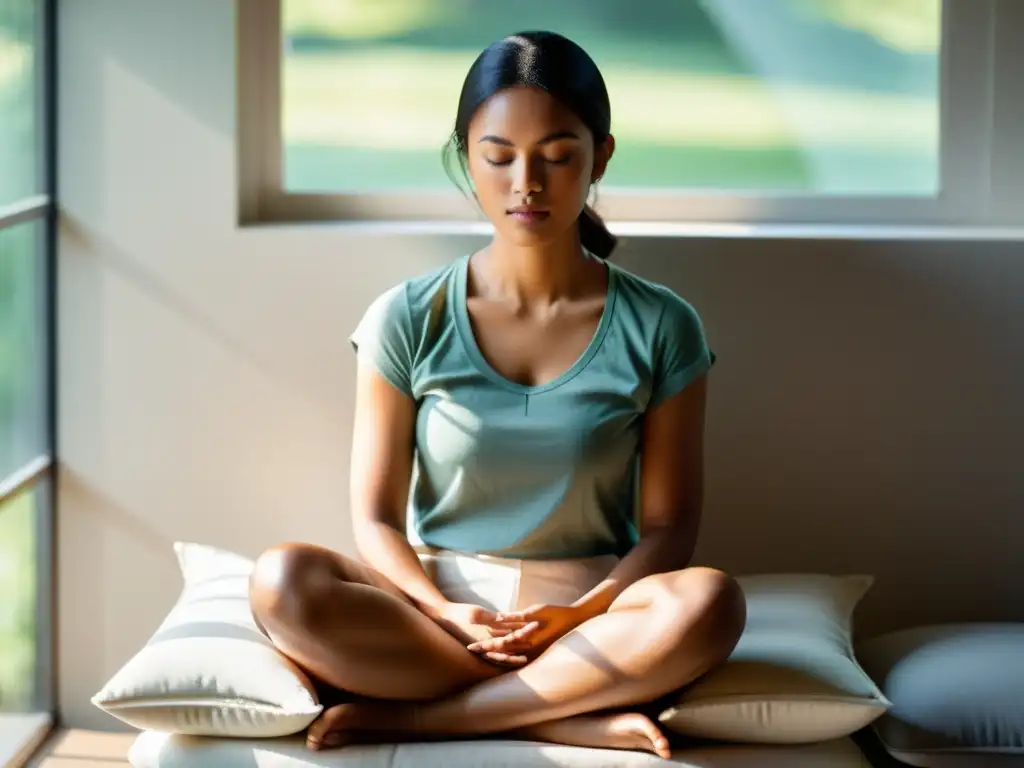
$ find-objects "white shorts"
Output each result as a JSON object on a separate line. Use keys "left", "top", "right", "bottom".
{"left": 416, "top": 546, "right": 620, "bottom": 614}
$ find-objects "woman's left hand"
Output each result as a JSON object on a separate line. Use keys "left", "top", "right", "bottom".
{"left": 466, "top": 603, "right": 590, "bottom": 660}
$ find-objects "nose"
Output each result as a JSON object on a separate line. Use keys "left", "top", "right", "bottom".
{"left": 512, "top": 155, "right": 543, "bottom": 198}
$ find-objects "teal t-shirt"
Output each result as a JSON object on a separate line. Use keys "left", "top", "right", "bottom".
{"left": 350, "top": 255, "right": 715, "bottom": 560}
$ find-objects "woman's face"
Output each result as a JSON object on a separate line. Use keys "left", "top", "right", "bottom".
{"left": 465, "top": 86, "right": 613, "bottom": 247}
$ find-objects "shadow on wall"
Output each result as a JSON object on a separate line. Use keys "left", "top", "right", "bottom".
{"left": 616, "top": 236, "right": 1024, "bottom": 636}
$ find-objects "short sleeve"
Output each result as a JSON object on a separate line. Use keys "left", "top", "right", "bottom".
{"left": 648, "top": 292, "right": 716, "bottom": 408}
{"left": 349, "top": 284, "right": 416, "bottom": 396}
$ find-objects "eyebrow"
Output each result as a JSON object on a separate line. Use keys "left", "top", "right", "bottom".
{"left": 478, "top": 131, "right": 581, "bottom": 147}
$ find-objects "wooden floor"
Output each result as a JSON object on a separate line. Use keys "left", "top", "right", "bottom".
{"left": 28, "top": 730, "right": 133, "bottom": 767}
{"left": 1, "top": 715, "right": 51, "bottom": 768}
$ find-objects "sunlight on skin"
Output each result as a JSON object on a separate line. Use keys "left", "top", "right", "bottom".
{"left": 514, "top": 637, "right": 627, "bottom": 704}
{"left": 283, "top": 51, "right": 937, "bottom": 153}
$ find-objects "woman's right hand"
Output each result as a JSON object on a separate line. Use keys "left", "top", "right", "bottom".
{"left": 428, "top": 602, "right": 530, "bottom": 667}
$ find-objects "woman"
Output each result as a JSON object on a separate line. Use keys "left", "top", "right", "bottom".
{"left": 250, "top": 30, "right": 746, "bottom": 759}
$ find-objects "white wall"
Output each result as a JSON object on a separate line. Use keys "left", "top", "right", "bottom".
{"left": 57, "top": 1, "right": 1024, "bottom": 730}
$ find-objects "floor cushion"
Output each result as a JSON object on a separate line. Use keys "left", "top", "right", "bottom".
{"left": 91, "top": 543, "right": 322, "bottom": 737}
{"left": 128, "top": 730, "right": 874, "bottom": 767}
{"left": 93, "top": 543, "right": 887, "bottom": 748}
{"left": 659, "top": 573, "right": 890, "bottom": 744}
{"left": 857, "top": 623, "right": 1024, "bottom": 767}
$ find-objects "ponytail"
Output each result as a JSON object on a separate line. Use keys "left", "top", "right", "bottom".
{"left": 578, "top": 204, "right": 618, "bottom": 260}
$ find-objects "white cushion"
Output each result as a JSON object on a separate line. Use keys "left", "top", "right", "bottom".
{"left": 128, "top": 730, "right": 873, "bottom": 767}
{"left": 91, "top": 542, "right": 321, "bottom": 737}
{"left": 857, "top": 623, "right": 1024, "bottom": 768}
{"left": 658, "top": 574, "right": 890, "bottom": 744}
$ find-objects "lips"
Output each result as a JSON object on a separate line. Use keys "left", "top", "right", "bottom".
{"left": 507, "top": 208, "right": 550, "bottom": 223}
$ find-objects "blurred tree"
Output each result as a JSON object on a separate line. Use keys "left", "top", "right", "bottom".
{"left": 284, "top": 0, "right": 441, "bottom": 41}
{"left": 0, "top": 228, "right": 35, "bottom": 452}
{"left": 797, "top": 0, "right": 940, "bottom": 53}
{"left": 0, "top": 0, "right": 35, "bottom": 43}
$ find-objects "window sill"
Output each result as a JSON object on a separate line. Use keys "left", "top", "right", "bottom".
{"left": 241, "top": 218, "right": 1024, "bottom": 242}
{"left": 611, "top": 221, "right": 1024, "bottom": 241}
{"left": 0, "top": 713, "right": 53, "bottom": 768}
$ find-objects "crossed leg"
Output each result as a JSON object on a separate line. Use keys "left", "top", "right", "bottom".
{"left": 250, "top": 543, "right": 746, "bottom": 757}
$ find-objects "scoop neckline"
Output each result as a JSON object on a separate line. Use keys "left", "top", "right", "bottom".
{"left": 452, "top": 253, "right": 618, "bottom": 396}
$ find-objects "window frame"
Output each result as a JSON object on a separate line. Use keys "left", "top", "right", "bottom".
{"left": 238, "top": 0, "right": 1024, "bottom": 234}
{"left": 0, "top": 0, "right": 59, "bottom": 757}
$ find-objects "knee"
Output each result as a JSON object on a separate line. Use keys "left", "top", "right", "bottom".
{"left": 249, "top": 543, "right": 336, "bottom": 631}
{"left": 662, "top": 568, "right": 747, "bottom": 661}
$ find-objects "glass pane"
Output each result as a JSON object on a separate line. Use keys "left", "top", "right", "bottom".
{"left": 0, "top": 220, "right": 47, "bottom": 482}
{"left": 0, "top": 0, "right": 43, "bottom": 206}
{"left": 282, "top": 0, "right": 940, "bottom": 195}
{"left": 0, "top": 484, "right": 42, "bottom": 712}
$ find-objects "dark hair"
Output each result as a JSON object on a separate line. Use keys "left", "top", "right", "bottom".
{"left": 442, "top": 31, "right": 618, "bottom": 259}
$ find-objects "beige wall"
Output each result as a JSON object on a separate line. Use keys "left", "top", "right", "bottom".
{"left": 57, "top": 1, "right": 1024, "bottom": 730}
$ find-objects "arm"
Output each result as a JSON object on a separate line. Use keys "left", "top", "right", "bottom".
{"left": 571, "top": 373, "right": 708, "bottom": 619}
{"left": 349, "top": 359, "right": 451, "bottom": 618}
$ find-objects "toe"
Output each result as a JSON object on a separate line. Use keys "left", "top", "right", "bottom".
{"left": 306, "top": 703, "right": 356, "bottom": 750}
{"left": 634, "top": 714, "right": 671, "bottom": 759}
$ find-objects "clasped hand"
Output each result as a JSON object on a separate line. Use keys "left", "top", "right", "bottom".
{"left": 433, "top": 601, "right": 588, "bottom": 667}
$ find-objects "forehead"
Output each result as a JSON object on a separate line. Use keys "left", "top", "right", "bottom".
{"left": 468, "top": 86, "right": 586, "bottom": 142}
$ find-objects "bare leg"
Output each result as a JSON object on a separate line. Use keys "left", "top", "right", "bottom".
{"left": 309, "top": 567, "right": 745, "bottom": 743}
{"left": 311, "top": 711, "right": 673, "bottom": 759}
{"left": 514, "top": 713, "right": 673, "bottom": 759}
{"left": 251, "top": 543, "right": 674, "bottom": 756}
{"left": 248, "top": 542, "right": 504, "bottom": 701}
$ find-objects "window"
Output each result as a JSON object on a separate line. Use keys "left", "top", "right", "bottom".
{"left": 283, "top": 0, "right": 941, "bottom": 196}
{"left": 0, "top": 0, "right": 56, "bottom": 762}
{"left": 239, "top": 0, "right": 1023, "bottom": 231}
{"left": 0, "top": 483, "right": 49, "bottom": 710}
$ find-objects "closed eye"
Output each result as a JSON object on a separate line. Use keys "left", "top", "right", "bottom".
{"left": 485, "top": 155, "right": 571, "bottom": 167}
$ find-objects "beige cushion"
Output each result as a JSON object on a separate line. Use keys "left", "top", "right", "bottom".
{"left": 857, "top": 623, "right": 1024, "bottom": 768}
{"left": 128, "top": 730, "right": 872, "bottom": 767}
{"left": 91, "top": 543, "right": 321, "bottom": 737}
{"left": 658, "top": 574, "right": 890, "bottom": 744}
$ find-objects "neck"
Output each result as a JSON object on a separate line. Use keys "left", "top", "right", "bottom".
{"left": 480, "top": 230, "right": 589, "bottom": 304}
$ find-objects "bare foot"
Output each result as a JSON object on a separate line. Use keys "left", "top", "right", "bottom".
{"left": 521, "top": 712, "right": 673, "bottom": 760}
{"left": 305, "top": 702, "right": 393, "bottom": 750}
{"left": 306, "top": 703, "right": 672, "bottom": 760}
{"left": 306, "top": 703, "right": 353, "bottom": 750}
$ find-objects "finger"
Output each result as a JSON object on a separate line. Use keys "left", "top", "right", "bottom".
{"left": 468, "top": 637, "right": 511, "bottom": 653}
{"left": 485, "top": 652, "right": 529, "bottom": 667}
{"left": 489, "top": 620, "right": 530, "bottom": 630}
{"left": 468, "top": 635, "right": 531, "bottom": 653}
{"left": 468, "top": 640, "right": 525, "bottom": 665}
{"left": 495, "top": 636, "right": 532, "bottom": 652}
{"left": 494, "top": 610, "right": 529, "bottom": 623}
{"left": 472, "top": 608, "right": 500, "bottom": 625}
{"left": 512, "top": 621, "right": 541, "bottom": 638}
{"left": 487, "top": 623, "right": 531, "bottom": 637}
{"left": 500, "top": 604, "right": 547, "bottom": 620}
{"left": 470, "top": 621, "right": 544, "bottom": 651}
{"left": 497, "top": 606, "right": 549, "bottom": 624}
{"left": 482, "top": 613, "right": 529, "bottom": 631}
